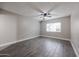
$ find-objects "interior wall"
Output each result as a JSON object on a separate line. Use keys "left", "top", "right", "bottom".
{"left": 71, "top": 4, "right": 79, "bottom": 56}
{"left": 0, "top": 9, "right": 18, "bottom": 48}
{"left": 0, "top": 9, "right": 40, "bottom": 50}
{"left": 18, "top": 16, "right": 40, "bottom": 40}
{"left": 40, "top": 16, "right": 71, "bottom": 40}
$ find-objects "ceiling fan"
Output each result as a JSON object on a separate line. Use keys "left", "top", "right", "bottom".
{"left": 27, "top": 3, "right": 59, "bottom": 21}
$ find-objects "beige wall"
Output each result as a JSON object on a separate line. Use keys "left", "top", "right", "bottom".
{"left": 40, "top": 16, "right": 71, "bottom": 40}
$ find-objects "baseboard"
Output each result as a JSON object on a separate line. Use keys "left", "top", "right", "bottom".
{"left": 70, "top": 41, "right": 79, "bottom": 57}
{"left": 40, "top": 35, "right": 70, "bottom": 41}
{"left": 0, "top": 35, "right": 39, "bottom": 51}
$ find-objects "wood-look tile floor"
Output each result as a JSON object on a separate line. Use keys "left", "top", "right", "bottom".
{"left": 0, "top": 37, "right": 76, "bottom": 57}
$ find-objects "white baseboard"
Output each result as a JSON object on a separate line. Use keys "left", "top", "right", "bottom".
{"left": 40, "top": 35, "right": 70, "bottom": 41}
{"left": 70, "top": 41, "right": 79, "bottom": 57}
{"left": 0, "top": 35, "right": 39, "bottom": 51}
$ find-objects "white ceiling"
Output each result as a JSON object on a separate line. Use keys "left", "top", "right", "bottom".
{"left": 0, "top": 2, "right": 78, "bottom": 20}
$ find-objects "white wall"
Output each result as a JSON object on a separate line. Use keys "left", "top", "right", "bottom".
{"left": 0, "top": 9, "right": 18, "bottom": 45}
{"left": 0, "top": 2, "right": 40, "bottom": 41}
{"left": 71, "top": 4, "right": 79, "bottom": 56}
{"left": 40, "top": 16, "right": 71, "bottom": 40}
{"left": 0, "top": 9, "right": 18, "bottom": 50}
{"left": 18, "top": 16, "right": 40, "bottom": 40}
{"left": 0, "top": 9, "right": 40, "bottom": 50}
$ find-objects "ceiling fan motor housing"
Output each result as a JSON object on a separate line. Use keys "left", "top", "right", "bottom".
{"left": 41, "top": 13, "right": 50, "bottom": 17}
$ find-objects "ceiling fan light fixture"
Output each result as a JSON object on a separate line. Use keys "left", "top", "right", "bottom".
{"left": 41, "top": 13, "right": 51, "bottom": 17}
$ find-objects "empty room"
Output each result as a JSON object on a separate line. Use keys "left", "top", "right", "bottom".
{"left": 0, "top": 2, "right": 79, "bottom": 57}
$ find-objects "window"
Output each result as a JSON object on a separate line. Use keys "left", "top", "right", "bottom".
{"left": 46, "top": 22, "right": 61, "bottom": 32}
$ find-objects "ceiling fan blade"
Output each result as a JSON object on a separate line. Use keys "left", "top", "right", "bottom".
{"left": 25, "top": 14, "right": 41, "bottom": 18}
{"left": 50, "top": 14, "right": 60, "bottom": 16}
{"left": 47, "top": 4, "right": 59, "bottom": 13}
{"left": 45, "top": 14, "right": 58, "bottom": 18}
{"left": 27, "top": 3, "right": 44, "bottom": 13}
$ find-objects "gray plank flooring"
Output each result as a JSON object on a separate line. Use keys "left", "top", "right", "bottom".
{"left": 0, "top": 36, "right": 76, "bottom": 57}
